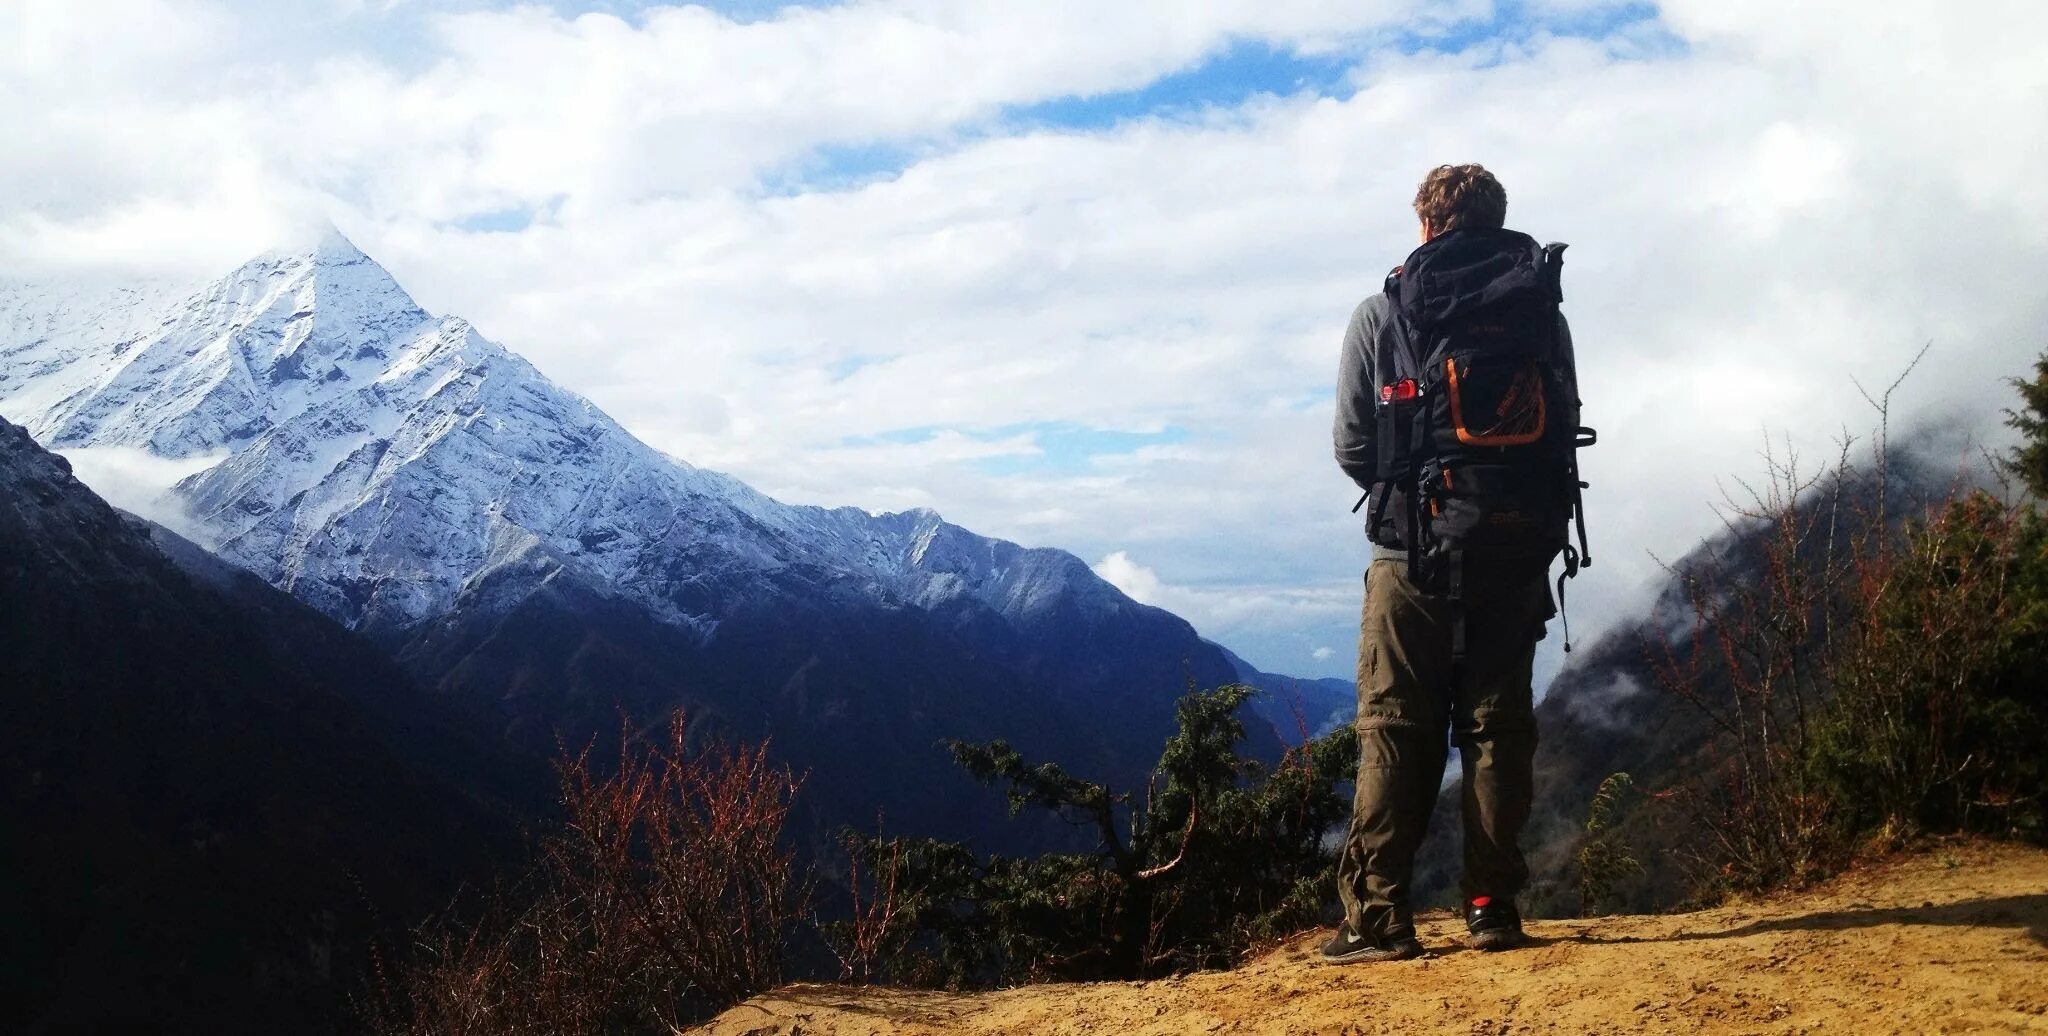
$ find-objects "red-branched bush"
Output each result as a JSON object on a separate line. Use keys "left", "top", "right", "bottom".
{"left": 366, "top": 714, "right": 804, "bottom": 1035}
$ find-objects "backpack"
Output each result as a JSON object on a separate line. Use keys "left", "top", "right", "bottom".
{"left": 1361, "top": 227, "right": 1596, "bottom": 654}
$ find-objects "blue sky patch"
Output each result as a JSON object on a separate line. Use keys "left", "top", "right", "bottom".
{"left": 1395, "top": 0, "right": 1681, "bottom": 63}
{"left": 838, "top": 422, "right": 1190, "bottom": 475}
{"left": 982, "top": 423, "right": 1191, "bottom": 476}
{"left": 1005, "top": 40, "right": 1362, "bottom": 132}
{"left": 824, "top": 354, "right": 895, "bottom": 382}
{"left": 452, "top": 206, "right": 541, "bottom": 233}
{"left": 755, "top": 38, "right": 1371, "bottom": 197}
{"left": 760, "top": 140, "right": 926, "bottom": 196}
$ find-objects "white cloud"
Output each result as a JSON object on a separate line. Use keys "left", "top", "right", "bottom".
{"left": 4, "top": 1, "right": 2047, "bottom": 680}
{"left": 1094, "top": 550, "right": 1165, "bottom": 605}
{"left": 1094, "top": 549, "right": 1356, "bottom": 654}
{"left": 56, "top": 446, "right": 225, "bottom": 536}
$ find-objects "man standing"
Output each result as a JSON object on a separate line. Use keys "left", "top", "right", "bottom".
{"left": 1323, "top": 164, "right": 1585, "bottom": 963}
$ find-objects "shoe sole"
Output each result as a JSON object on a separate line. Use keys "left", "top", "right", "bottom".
{"left": 1316, "top": 939, "right": 1424, "bottom": 965}
{"left": 1469, "top": 930, "right": 1527, "bottom": 951}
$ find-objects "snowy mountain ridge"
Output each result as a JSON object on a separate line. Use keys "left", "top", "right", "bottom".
{"left": 0, "top": 274, "right": 190, "bottom": 424}
{"left": 0, "top": 231, "right": 1132, "bottom": 640}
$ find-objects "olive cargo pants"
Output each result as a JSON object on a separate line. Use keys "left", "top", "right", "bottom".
{"left": 1336, "top": 556, "right": 1551, "bottom": 939}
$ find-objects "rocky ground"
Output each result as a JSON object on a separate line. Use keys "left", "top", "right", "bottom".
{"left": 697, "top": 841, "right": 2048, "bottom": 1035}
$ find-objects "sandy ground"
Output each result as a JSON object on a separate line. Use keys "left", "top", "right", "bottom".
{"left": 695, "top": 842, "right": 2048, "bottom": 1035}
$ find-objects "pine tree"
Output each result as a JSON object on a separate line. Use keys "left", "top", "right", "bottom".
{"left": 2002, "top": 351, "right": 2048, "bottom": 497}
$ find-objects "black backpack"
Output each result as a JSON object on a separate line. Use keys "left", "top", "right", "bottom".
{"left": 1361, "top": 227, "right": 1595, "bottom": 653}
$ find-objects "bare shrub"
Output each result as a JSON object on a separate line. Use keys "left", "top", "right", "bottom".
{"left": 366, "top": 714, "right": 804, "bottom": 1035}
{"left": 826, "top": 821, "right": 916, "bottom": 985}
{"left": 1645, "top": 350, "right": 2048, "bottom": 901}
{"left": 1649, "top": 434, "right": 1860, "bottom": 895}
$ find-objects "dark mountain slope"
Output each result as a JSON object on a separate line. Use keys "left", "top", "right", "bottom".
{"left": 0, "top": 418, "right": 532, "bottom": 1034}
{"left": 397, "top": 557, "right": 1271, "bottom": 854}
{"left": 1218, "top": 643, "right": 1354, "bottom": 742}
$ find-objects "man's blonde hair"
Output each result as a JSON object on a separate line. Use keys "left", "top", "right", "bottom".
{"left": 1413, "top": 164, "right": 1507, "bottom": 232}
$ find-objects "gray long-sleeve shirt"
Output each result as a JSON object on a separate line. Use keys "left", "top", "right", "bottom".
{"left": 1333, "top": 292, "right": 1577, "bottom": 555}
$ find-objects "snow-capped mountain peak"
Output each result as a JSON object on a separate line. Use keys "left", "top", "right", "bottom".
{"left": 0, "top": 236, "right": 1143, "bottom": 642}
{"left": 24, "top": 228, "right": 447, "bottom": 458}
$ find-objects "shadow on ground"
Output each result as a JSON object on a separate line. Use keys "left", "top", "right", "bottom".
{"left": 1573, "top": 892, "right": 2048, "bottom": 947}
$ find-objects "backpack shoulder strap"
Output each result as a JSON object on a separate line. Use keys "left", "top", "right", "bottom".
{"left": 1538, "top": 241, "right": 1569, "bottom": 363}
{"left": 1379, "top": 265, "right": 1425, "bottom": 385}
{"left": 1538, "top": 242, "right": 1568, "bottom": 303}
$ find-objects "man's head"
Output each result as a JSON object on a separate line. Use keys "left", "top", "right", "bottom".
{"left": 1413, "top": 163, "right": 1507, "bottom": 241}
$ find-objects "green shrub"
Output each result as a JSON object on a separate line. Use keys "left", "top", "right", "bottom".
{"left": 1573, "top": 772, "right": 1642, "bottom": 916}
{"left": 829, "top": 684, "right": 1357, "bottom": 986}
{"left": 2000, "top": 351, "right": 2048, "bottom": 497}
{"left": 1808, "top": 494, "right": 2048, "bottom": 841}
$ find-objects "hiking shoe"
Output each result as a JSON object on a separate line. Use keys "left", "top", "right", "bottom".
{"left": 1465, "top": 896, "right": 1526, "bottom": 951}
{"left": 1317, "top": 922, "right": 1424, "bottom": 964}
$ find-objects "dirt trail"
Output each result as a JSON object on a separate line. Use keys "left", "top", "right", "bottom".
{"left": 697, "top": 842, "right": 2048, "bottom": 1035}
